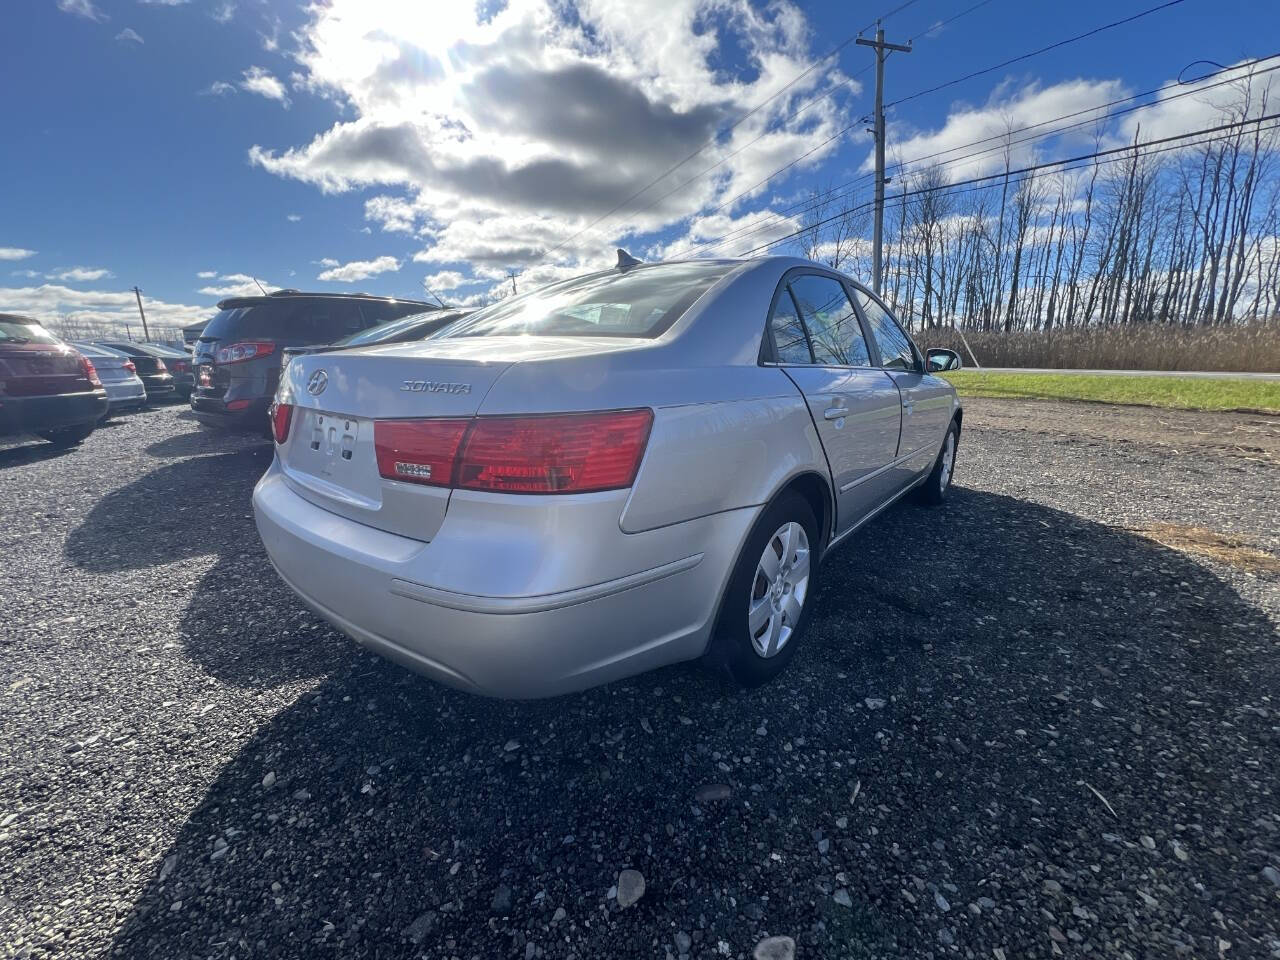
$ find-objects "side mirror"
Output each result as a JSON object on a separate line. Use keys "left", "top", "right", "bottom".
{"left": 926, "top": 348, "right": 962, "bottom": 372}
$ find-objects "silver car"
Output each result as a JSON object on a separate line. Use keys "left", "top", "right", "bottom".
{"left": 253, "top": 256, "right": 961, "bottom": 698}
{"left": 70, "top": 342, "right": 147, "bottom": 414}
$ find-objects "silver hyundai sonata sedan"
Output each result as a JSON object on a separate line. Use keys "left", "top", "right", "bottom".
{"left": 253, "top": 256, "right": 961, "bottom": 698}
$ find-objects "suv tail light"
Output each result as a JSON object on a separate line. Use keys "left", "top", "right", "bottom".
{"left": 373, "top": 409, "right": 653, "bottom": 494}
{"left": 216, "top": 341, "right": 276, "bottom": 364}
{"left": 271, "top": 402, "right": 293, "bottom": 445}
{"left": 79, "top": 355, "right": 102, "bottom": 388}
{"left": 122, "top": 359, "right": 136, "bottom": 373}
{"left": 154, "top": 358, "right": 168, "bottom": 372}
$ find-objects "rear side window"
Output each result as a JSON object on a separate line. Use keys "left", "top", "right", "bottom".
{"left": 768, "top": 292, "right": 812, "bottom": 364}
{"left": 788, "top": 275, "right": 872, "bottom": 367}
{"left": 854, "top": 290, "right": 916, "bottom": 371}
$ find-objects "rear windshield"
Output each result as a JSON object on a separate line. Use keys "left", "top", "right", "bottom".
{"left": 335, "top": 311, "right": 451, "bottom": 347}
{"left": 73, "top": 344, "right": 123, "bottom": 359}
{"left": 199, "top": 299, "right": 431, "bottom": 344}
{"left": 436, "top": 262, "right": 733, "bottom": 340}
{"left": 0, "top": 319, "right": 60, "bottom": 345}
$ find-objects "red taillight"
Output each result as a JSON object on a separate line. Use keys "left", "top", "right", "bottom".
{"left": 172, "top": 360, "right": 189, "bottom": 373}
{"left": 216, "top": 341, "right": 276, "bottom": 364}
{"left": 271, "top": 402, "right": 293, "bottom": 445}
{"left": 79, "top": 355, "right": 102, "bottom": 388}
{"left": 372, "top": 409, "right": 653, "bottom": 494}
{"left": 459, "top": 410, "right": 653, "bottom": 493}
{"left": 374, "top": 419, "right": 468, "bottom": 487}
{"left": 123, "top": 360, "right": 136, "bottom": 373}
{"left": 154, "top": 358, "right": 168, "bottom": 372}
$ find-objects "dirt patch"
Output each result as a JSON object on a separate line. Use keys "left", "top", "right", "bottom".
{"left": 962, "top": 396, "right": 1280, "bottom": 463}
{"left": 1128, "top": 522, "right": 1280, "bottom": 574}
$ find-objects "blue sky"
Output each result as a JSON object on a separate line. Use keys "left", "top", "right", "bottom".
{"left": 2, "top": 0, "right": 1276, "bottom": 335}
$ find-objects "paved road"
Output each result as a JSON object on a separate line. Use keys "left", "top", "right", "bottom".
{"left": 1, "top": 404, "right": 1277, "bottom": 959}
{"left": 971, "top": 367, "right": 1280, "bottom": 380}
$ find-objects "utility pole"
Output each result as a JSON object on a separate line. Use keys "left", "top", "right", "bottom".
{"left": 132, "top": 286, "right": 151, "bottom": 342}
{"left": 857, "top": 23, "right": 911, "bottom": 296}
{"left": 506, "top": 270, "right": 518, "bottom": 297}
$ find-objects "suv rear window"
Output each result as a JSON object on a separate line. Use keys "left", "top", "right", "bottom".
{"left": 438, "top": 261, "right": 733, "bottom": 340}
{"left": 0, "top": 319, "right": 60, "bottom": 345}
{"left": 199, "top": 299, "right": 430, "bottom": 345}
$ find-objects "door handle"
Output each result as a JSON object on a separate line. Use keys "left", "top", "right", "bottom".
{"left": 903, "top": 400, "right": 914, "bottom": 415}
{"left": 823, "top": 405, "right": 847, "bottom": 421}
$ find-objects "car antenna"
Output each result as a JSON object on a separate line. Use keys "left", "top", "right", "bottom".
{"left": 616, "top": 248, "right": 642, "bottom": 271}
{"left": 252, "top": 276, "right": 268, "bottom": 295}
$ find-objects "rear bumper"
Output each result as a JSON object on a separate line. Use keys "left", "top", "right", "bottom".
{"left": 252, "top": 462, "right": 756, "bottom": 698}
{"left": 190, "top": 394, "right": 271, "bottom": 431}
{"left": 140, "top": 374, "right": 176, "bottom": 398}
{"left": 103, "top": 379, "right": 148, "bottom": 411}
{"left": 0, "top": 390, "right": 109, "bottom": 437}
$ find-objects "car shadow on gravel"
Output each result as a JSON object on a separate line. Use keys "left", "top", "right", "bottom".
{"left": 0, "top": 440, "right": 78, "bottom": 469}
{"left": 110, "top": 490, "right": 1280, "bottom": 960}
{"left": 63, "top": 446, "right": 274, "bottom": 572}
{"left": 144, "top": 427, "right": 267, "bottom": 460}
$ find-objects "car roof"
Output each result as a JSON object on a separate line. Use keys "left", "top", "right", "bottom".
{"left": 214, "top": 290, "right": 440, "bottom": 311}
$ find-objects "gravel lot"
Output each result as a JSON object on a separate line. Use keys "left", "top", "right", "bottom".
{"left": 1, "top": 400, "right": 1277, "bottom": 960}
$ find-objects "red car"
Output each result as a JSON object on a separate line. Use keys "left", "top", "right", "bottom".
{"left": 0, "top": 314, "right": 108, "bottom": 446}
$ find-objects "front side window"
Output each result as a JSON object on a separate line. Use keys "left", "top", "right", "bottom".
{"left": 437, "top": 261, "right": 732, "bottom": 340}
{"left": 855, "top": 290, "right": 917, "bottom": 371}
{"left": 788, "top": 275, "right": 872, "bottom": 367}
{"left": 768, "top": 290, "right": 812, "bottom": 364}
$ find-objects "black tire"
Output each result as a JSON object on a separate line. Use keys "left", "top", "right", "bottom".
{"left": 915, "top": 419, "right": 959, "bottom": 505}
{"left": 706, "top": 490, "right": 820, "bottom": 689}
{"left": 37, "top": 423, "right": 95, "bottom": 447}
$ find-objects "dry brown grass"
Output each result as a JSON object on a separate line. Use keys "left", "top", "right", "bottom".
{"left": 1128, "top": 523, "right": 1280, "bottom": 575}
{"left": 923, "top": 325, "right": 1280, "bottom": 372}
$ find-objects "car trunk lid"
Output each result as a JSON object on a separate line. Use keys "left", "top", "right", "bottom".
{"left": 0, "top": 344, "right": 93, "bottom": 397}
{"left": 275, "top": 341, "right": 515, "bottom": 542}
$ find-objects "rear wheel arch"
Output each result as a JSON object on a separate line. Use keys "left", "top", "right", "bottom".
{"left": 776, "top": 471, "right": 834, "bottom": 555}
{"left": 953, "top": 407, "right": 964, "bottom": 434}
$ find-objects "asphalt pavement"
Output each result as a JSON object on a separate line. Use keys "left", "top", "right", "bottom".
{"left": 1, "top": 403, "right": 1277, "bottom": 959}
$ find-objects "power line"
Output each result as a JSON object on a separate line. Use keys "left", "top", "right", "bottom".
{"left": 657, "top": 0, "right": 1196, "bottom": 264}
{"left": 535, "top": 1, "right": 936, "bottom": 267}
{"left": 732, "top": 111, "right": 1280, "bottom": 258}
{"left": 681, "top": 55, "right": 1280, "bottom": 257}
{"left": 551, "top": 0, "right": 1002, "bottom": 267}
{"left": 535, "top": 4, "right": 923, "bottom": 267}
{"left": 886, "top": 0, "right": 1190, "bottom": 109}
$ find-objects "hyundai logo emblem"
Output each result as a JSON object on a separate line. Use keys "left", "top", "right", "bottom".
{"left": 307, "top": 369, "right": 329, "bottom": 396}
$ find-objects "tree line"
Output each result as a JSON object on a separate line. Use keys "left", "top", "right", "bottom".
{"left": 796, "top": 80, "right": 1279, "bottom": 333}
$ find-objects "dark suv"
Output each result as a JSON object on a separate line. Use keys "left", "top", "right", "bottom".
{"left": 190, "top": 291, "right": 439, "bottom": 432}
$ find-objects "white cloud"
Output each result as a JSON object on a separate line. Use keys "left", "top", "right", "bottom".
{"left": 317, "top": 256, "right": 401, "bottom": 283}
{"left": 286, "top": 213, "right": 302, "bottom": 222}
{"left": 210, "top": 2, "right": 234, "bottom": 24}
{"left": 249, "top": 0, "right": 854, "bottom": 281}
{"left": 197, "top": 273, "right": 278, "bottom": 297}
{"left": 313, "top": 258, "right": 339, "bottom": 267}
{"left": 57, "top": 0, "right": 107, "bottom": 21}
{"left": 46, "top": 266, "right": 115, "bottom": 282}
{"left": 201, "top": 81, "right": 236, "bottom": 97}
{"left": 196, "top": 270, "right": 218, "bottom": 278}
{"left": 0, "top": 284, "right": 209, "bottom": 337}
{"left": 115, "top": 27, "right": 144, "bottom": 43}
{"left": 881, "top": 77, "right": 1131, "bottom": 183}
{"left": 11, "top": 269, "right": 41, "bottom": 279}
{"left": 0, "top": 247, "right": 37, "bottom": 261}
{"left": 240, "top": 66, "right": 290, "bottom": 107}
{"left": 420, "top": 270, "right": 468, "bottom": 292}
{"left": 138, "top": 0, "right": 190, "bottom": 5}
